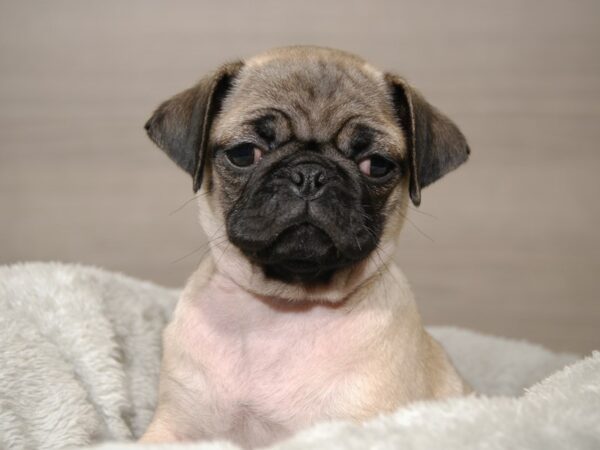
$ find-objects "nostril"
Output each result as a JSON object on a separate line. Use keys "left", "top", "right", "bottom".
{"left": 291, "top": 170, "right": 304, "bottom": 187}
{"left": 315, "top": 171, "right": 326, "bottom": 188}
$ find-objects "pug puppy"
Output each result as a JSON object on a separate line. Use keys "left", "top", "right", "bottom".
{"left": 140, "top": 46, "right": 470, "bottom": 448}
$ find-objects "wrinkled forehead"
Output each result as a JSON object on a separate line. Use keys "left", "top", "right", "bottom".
{"left": 214, "top": 55, "right": 400, "bottom": 144}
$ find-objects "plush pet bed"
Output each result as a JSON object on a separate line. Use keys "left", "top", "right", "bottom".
{"left": 0, "top": 262, "right": 598, "bottom": 450}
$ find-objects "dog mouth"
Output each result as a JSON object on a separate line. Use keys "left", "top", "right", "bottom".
{"left": 249, "top": 223, "right": 353, "bottom": 284}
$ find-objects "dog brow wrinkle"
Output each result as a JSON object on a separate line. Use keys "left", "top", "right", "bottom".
{"left": 253, "top": 115, "right": 276, "bottom": 141}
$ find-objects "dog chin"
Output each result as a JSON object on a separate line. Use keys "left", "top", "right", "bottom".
{"left": 205, "top": 237, "right": 394, "bottom": 304}
{"left": 254, "top": 223, "right": 357, "bottom": 285}
{"left": 247, "top": 223, "right": 359, "bottom": 285}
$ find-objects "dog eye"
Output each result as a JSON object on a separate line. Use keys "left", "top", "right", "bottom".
{"left": 358, "top": 155, "right": 395, "bottom": 178}
{"left": 225, "top": 144, "right": 263, "bottom": 167}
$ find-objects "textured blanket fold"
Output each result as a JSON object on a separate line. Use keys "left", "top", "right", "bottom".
{"left": 0, "top": 262, "right": 597, "bottom": 450}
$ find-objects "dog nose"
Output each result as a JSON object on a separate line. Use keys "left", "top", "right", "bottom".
{"left": 290, "top": 163, "right": 328, "bottom": 198}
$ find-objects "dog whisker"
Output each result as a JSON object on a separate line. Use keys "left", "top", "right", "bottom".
{"left": 168, "top": 194, "right": 203, "bottom": 216}
{"left": 169, "top": 236, "right": 228, "bottom": 264}
{"left": 407, "top": 205, "right": 437, "bottom": 218}
{"left": 398, "top": 210, "right": 435, "bottom": 243}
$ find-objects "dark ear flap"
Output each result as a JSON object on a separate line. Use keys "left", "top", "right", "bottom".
{"left": 145, "top": 61, "right": 243, "bottom": 191}
{"left": 385, "top": 74, "right": 470, "bottom": 206}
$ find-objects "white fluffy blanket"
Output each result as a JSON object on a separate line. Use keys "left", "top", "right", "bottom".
{"left": 0, "top": 262, "right": 598, "bottom": 450}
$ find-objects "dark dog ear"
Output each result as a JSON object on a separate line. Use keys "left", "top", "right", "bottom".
{"left": 145, "top": 61, "right": 243, "bottom": 191}
{"left": 385, "top": 74, "right": 470, "bottom": 206}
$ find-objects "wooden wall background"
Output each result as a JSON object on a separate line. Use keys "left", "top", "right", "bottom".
{"left": 1, "top": 0, "right": 599, "bottom": 352}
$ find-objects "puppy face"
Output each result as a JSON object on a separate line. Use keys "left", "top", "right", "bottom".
{"left": 146, "top": 46, "right": 469, "bottom": 290}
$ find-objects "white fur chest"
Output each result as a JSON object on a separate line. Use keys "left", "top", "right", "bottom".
{"left": 162, "top": 272, "right": 394, "bottom": 447}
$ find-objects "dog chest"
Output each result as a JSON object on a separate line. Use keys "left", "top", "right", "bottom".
{"left": 170, "top": 276, "right": 390, "bottom": 437}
